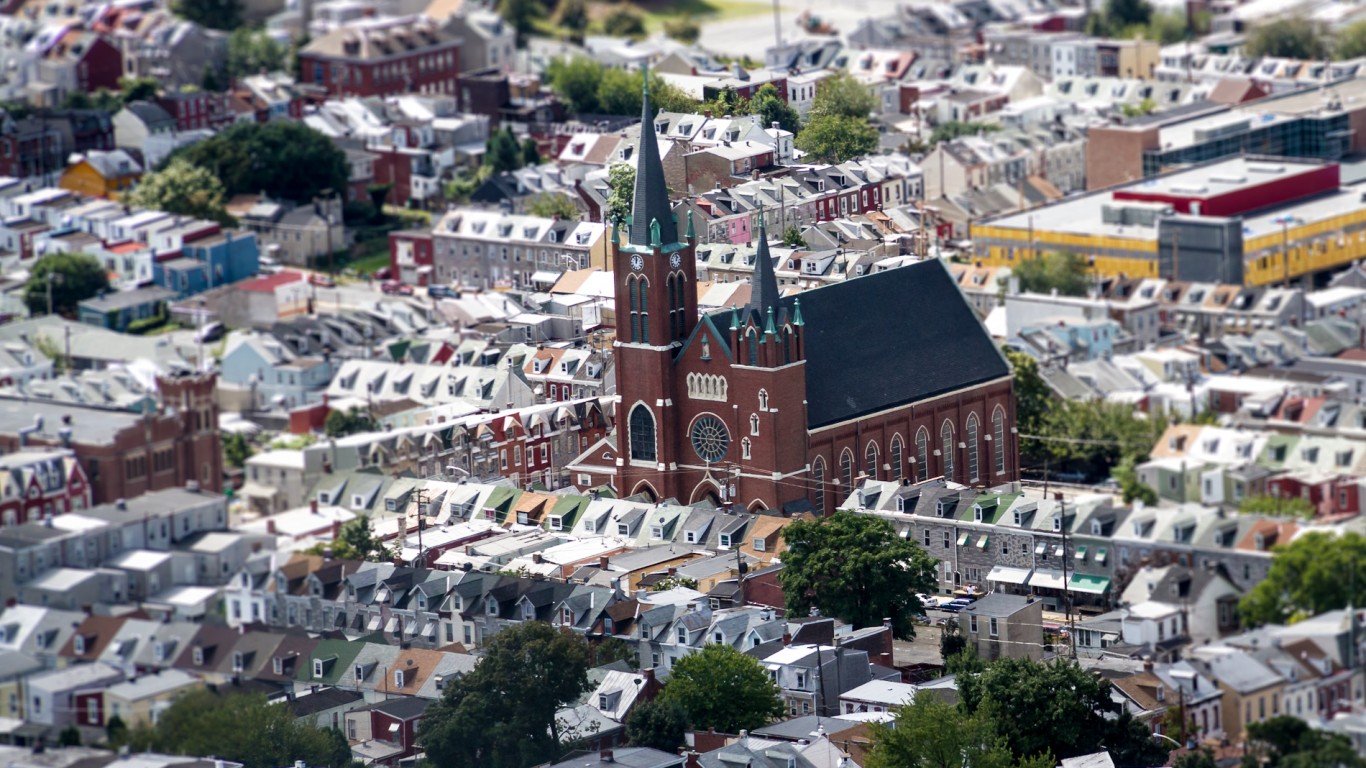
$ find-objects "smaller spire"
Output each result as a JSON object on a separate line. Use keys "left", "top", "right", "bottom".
{"left": 764, "top": 306, "right": 777, "bottom": 336}
{"left": 650, "top": 218, "right": 662, "bottom": 247}
{"left": 730, "top": 304, "right": 739, "bottom": 331}
{"left": 685, "top": 209, "right": 696, "bottom": 240}
{"left": 611, "top": 220, "right": 620, "bottom": 245}
{"left": 793, "top": 297, "right": 805, "bottom": 327}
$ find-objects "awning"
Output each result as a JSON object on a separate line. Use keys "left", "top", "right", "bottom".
{"left": 384, "top": 617, "right": 399, "bottom": 634}
{"left": 366, "top": 614, "right": 382, "bottom": 632}
{"left": 1095, "top": 547, "right": 1108, "bottom": 565}
{"left": 1034, "top": 542, "right": 1046, "bottom": 555}
{"left": 1029, "top": 569, "right": 1066, "bottom": 590}
{"left": 976, "top": 536, "right": 988, "bottom": 549}
{"left": 987, "top": 565, "right": 1033, "bottom": 585}
{"left": 1068, "top": 574, "right": 1112, "bottom": 595}
{"left": 238, "top": 481, "right": 280, "bottom": 499}
{"left": 1075, "top": 545, "right": 1087, "bottom": 561}
{"left": 422, "top": 619, "right": 437, "bottom": 638}
{"left": 334, "top": 612, "right": 347, "bottom": 628}
{"left": 531, "top": 270, "right": 561, "bottom": 285}
{"left": 1053, "top": 545, "right": 1065, "bottom": 557}
{"left": 957, "top": 532, "right": 970, "bottom": 546}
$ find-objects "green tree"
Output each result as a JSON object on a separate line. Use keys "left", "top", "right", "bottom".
{"left": 58, "top": 725, "right": 81, "bottom": 747}
{"left": 662, "top": 15, "right": 701, "bottom": 44}
{"left": 1012, "top": 250, "right": 1090, "bottom": 296}
{"left": 751, "top": 82, "right": 801, "bottom": 133}
{"left": 1103, "top": 0, "right": 1152, "bottom": 28}
{"left": 929, "top": 121, "right": 999, "bottom": 145}
{"left": 419, "top": 622, "right": 590, "bottom": 768}
{"left": 24, "top": 252, "right": 110, "bottom": 317}
{"left": 1241, "top": 715, "right": 1366, "bottom": 768}
{"left": 1004, "top": 348, "right": 1050, "bottom": 447}
{"left": 1246, "top": 17, "right": 1329, "bottom": 59}
{"left": 1113, "top": 456, "right": 1157, "bottom": 505}
{"left": 120, "top": 77, "right": 159, "bottom": 103}
{"left": 658, "top": 644, "right": 783, "bottom": 733}
{"left": 171, "top": 0, "right": 241, "bottom": 30}
{"left": 1030, "top": 399, "right": 1164, "bottom": 478}
{"left": 605, "top": 163, "right": 635, "bottom": 226}
{"left": 223, "top": 432, "right": 253, "bottom": 469}
{"left": 781, "top": 225, "right": 806, "bottom": 249}
{"left": 227, "top": 28, "right": 287, "bottom": 81}
{"left": 1240, "top": 531, "right": 1366, "bottom": 626}
{"left": 795, "top": 114, "right": 879, "bottom": 163}
{"left": 324, "top": 407, "right": 376, "bottom": 438}
{"left": 545, "top": 56, "right": 602, "bottom": 114}
{"left": 173, "top": 121, "right": 347, "bottom": 203}
{"left": 1173, "top": 747, "right": 1218, "bottom": 768}
{"left": 602, "top": 7, "right": 646, "bottom": 38}
{"left": 304, "top": 514, "right": 393, "bottom": 562}
{"left": 1337, "top": 19, "right": 1366, "bottom": 59}
{"left": 957, "top": 658, "right": 1170, "bottom": 765}
{"left": 590, "top": 636, "right": 637, "bottom": 667}
{"left": 704, "top": 86, "right": 750, "bottom": 118}
{"left": 1238, "top": 494, "right": 1316, "bottom": 519}
{"left": 1121, "top": 98, "right": 1158, "bottom": 118}
{"left": 1145, "top": 9, "right": 1189, "bottom": 43}
{"left": 939, "top": 621, "right": 968, "bottom": 662}
{"left": 527, "top": 192, "right": 581, "bottom": 220}
{"left": 626, "top": 698, "right": 688, "bottom": 752}
{"left": 106, "top": 714, "right": 129, "bottom": 748}
{"left": 866, "top": 692, "right": 1031, "bottom": 768}
{"left": 498, "top": 0, "right": 542, "bottom": 47}
{"left": 810, "top": 71, "right": 877, "bottom": 119}
{"left": 555, "top": 0, "right": 589, "bottom": 40}
{"left": 127, "top": 157, "right": 233, "bottom": 226}
{"left": 484, "top": 127, "right": 523, "bottom": 174}
{"left": 780, "top": 511, "right": 937, "bottom": 639}
{"left": 140, "top": 689, "right": 352, "bottom": 768}
{"left": 521, "top": 136, "right": 541, "bottom": 167}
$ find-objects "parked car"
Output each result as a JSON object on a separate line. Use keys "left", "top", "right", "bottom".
{"left": 309, "top": 273, "right": 335, "bottom": 288}
{"left": 428, "top": 284, "right": 456, "bottom": 299}
{"left": 374, "top": 266, "right": 393, "bottom": 280}
{"left": 258, "top": 256, "right": 282, "bottom": 274}
{"left": 381, "top": 280, "right": 413, "bottom": 296}
{"left": 938, "top": 598, "right": 974, "bottom": 613}
{"left": 195, "top": 321, "right": 225, "bottom": 343}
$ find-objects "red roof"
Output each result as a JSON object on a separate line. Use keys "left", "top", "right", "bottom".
{"left": 240, "top": 270, "right": 306, "bottom": 293}
{"left": 106, "top": 241, "right": 147, "bottom": 254}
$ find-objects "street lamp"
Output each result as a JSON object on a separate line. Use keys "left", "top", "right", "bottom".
{"left": 46, "top": 272, "right": 64, "bottom": 316}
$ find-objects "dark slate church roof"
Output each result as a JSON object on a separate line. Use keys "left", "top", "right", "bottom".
{"left": 788, "top": 260, "right": 1009, "bottom": 428}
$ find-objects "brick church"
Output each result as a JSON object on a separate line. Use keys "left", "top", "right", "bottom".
{"left": 570, "top": 79, "right": 1018, "bottom": 514}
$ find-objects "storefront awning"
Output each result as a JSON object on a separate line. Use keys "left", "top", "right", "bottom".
{"left": 531, "top": 270, "right": 561, "bottom": 285}
{"left": 987, "top": 565, "right": 1033, "bottom": 585}
{"left": 1068, "top": 574, "right": 1112, "bottom": 595}
{"left": 1029, "top": 569, "right": 1066, "bottom": 590}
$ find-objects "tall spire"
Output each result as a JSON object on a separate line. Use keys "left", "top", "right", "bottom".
{"left": 746, "top": 211, "right": 780, "bottom": 316}
{"left": 628, "top": 62, "right": 677, "bottom": 248}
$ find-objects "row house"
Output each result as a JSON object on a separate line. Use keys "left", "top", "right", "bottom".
{"left": 0, "top": 486, "right": 230, "bottom": 604}
{"left": 432, "top": 208, "right": 609, "bottom": 289}
{"left": 299, "top": 16, "right": 461, "bottom": 99}
{"left": 0, "top": 449, "right": 91, "bottom": 527}
{"left": 32, "top": 28, "right": 122, "bottom": 105}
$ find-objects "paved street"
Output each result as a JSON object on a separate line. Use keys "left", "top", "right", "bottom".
{"left": 696, "top": 0, "right": 901, "bottom": 60}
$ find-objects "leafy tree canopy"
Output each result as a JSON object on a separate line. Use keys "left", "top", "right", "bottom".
{"left": 657, "top": 644, "right": 783, "bottom": 733}
{"left": 172, "top": 121, "right": 347, "bottom": 203}
{"left": 1012, "top": 250, "right": 1090, "bottom": 297}
{"left": 324, "top": 407, "right": 376, "bottom": 438}
{"left": 227, "top": 28, "right": 287, "bottom": 81}
{"left": 1238, "top": 494, "right": 1316, "bottom": 519}
{"left": 602, "top": 7, "right": 646, "bottom": 38}
{"left": 867, "top": 692, "right": 1055, "bottom": 768}
{"left": 418, "top": 622, "right": 590, "bottom": 768}
{"left": 810, "top": 71, "right": 877, "bottom": 120}
{"left": 662, "top": 15, "right": 700, "bottom": 44}
{"left": 795, "top": 114, "right": 879, "bottom": 163}
{"left": 24, "top": 252, "right": 109, "bottom": 317}
{"left": 957, "top": 658, "right": 1170, "bottom": 765}
{"left": 781, "top": 225, "right": 806, "bottom": 249}
{"left": 1336, "top": 19, "right": 1366, "bottom": 59}
{"left": 171, "top": 0, "right": 241, "bottom": 30}
{"left": 127, "top": 157, "right": 233, "bottom": 226}
{"left": 752, "top": 82, "right": 801, "bottom": 134}
{"left": 626, "top": 698, "right": 688, "bottom": 752}
{"left": 1246, "top": 714, "right": 1366, "bottom": 767}
{"left": 498, "top": 0, "right": 542, "bottom": 47}
{"left": 1246, "top": 17, "right": 1329, "bottom": 59}
{"left": 485, "top": 127, "right": 524, "bottom": 174}
{"left": 1240, "top": 531, "right": 1366, "bottom": 627}
{"left": 305, "top": 514, "right": 393, "bottom": 562}
{"left": 780, "top": 511, "right": 937, "bottom": 639}
{"left": 527, "top": 192, "right": 582, "bottom": 220}
{"left": 223, "top": 432, "right": 253, "bottom": 469}
{"left": 126, "top": 689, "right": 351, "bottom": 768}
{"left": 929, "top": 121, "right": 999, "bottom": 145}
{"left": 605, "top": 163, "right": 636, "bottom": 226}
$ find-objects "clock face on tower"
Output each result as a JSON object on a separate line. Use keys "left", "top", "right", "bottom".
{"left": 630, "top": 254, "right": 644, "bottom": 271}
{"left": 670, "top": 253, "right": 681, "bottom": 268}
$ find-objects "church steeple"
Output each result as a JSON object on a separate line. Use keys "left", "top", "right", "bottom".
{"left": 746, "top": 212, "right": 781, "bottom": 316}
{"left": 628, "top": 64, "right": 678, "bottom": 248}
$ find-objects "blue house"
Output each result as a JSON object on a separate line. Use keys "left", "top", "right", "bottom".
{"left": 220, "top": 330, "right": 335, "bottom": 410}
{"left": 78, "top": 286, "right": 177, "bottom": 331}
{"left": 154, "top": 230, "right": 260, "bottom": 299}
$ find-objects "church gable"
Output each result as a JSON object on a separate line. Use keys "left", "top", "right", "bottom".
{"left": 674, "top": 313, "right": 732, "bottom": 365}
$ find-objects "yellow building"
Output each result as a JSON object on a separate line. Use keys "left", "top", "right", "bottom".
{"left": 58, "top": 149, "right": 143, "bottom": 200}
{"left": 972, "top": 156, "right": 1366, "bottom": 287}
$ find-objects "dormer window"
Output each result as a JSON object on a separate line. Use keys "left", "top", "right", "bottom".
{"left": 752, "top": 537, "right": 766, "bottom": 552}
{"left": 273, "top": 657, "right": 283, "bottom": 675}
{"left": 617, "top": 523, "right": 629, "bottom": 536}
{"left": 936, "top": 499, "right": 950, "bottom": 517}
{"left": 522, "top": 601, "right": 535, "bottom": 621}
{"left": 719, "top": 533, "right": 732, "bottom": 548}
{"left": 192, "top": 647, "right": 204, "bottom": 666}
{"left": 1052, "top": 516, "right": 1062, "bottom": 532}
{"left": 394, "top": 670, "right": 404, "bottom": 688}
{"left": 677, "top": 627, "right": 687, "bottom": 643}
{"left": 232, "top": 652, "right": 244, "bottom": 673}
{"left": 73, "top": 635, "right": 86, "bottom": 654}
{"left": 1091, "top": 519, "right": 1102, "bottom": 535}
{"left": 562, "top": 607, "right": 573, "bottom": 625}
{"left": 1013, "top": 511, "right": 1022, "bottom": 525}
{"left": 153, "top": 641, "right": 166, "bottom": 662}
{"left": 685, "top": 531, "right": 697, "bottom": 543}
{"left": 651, "top": 525, "right": 664, "bottom": 539}
{"left": 549, "top": 515, "right": 563, "bottom": 531}
{"left": 974, "top": 505, "right": 984, "bottom": 522}
{"left": 487, "top": 597, "right": 498, "bottom": 615}
{"left": 313, "top": 659, "right": 324, "bottom": 678}
{"left": 354, "top": 663, "right": 365, "bottom": 681}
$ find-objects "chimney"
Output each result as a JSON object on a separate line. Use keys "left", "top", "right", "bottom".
{"left": 782, "top": 631, "right": 791, "bottom": 645}
{"left": 1143, "top": 657, "right": 1154, "bottom": 673}
{"left": 331, "top": 519, "right": 342, "bottom": 540}
{"left": 599, "top": 555, "right": 610, "bottom": 570}
{"left": 311, "top": 499, "right": 319, "bottom": 514}
{"left": 267, "top": 519, "right": 276, "bottom": 534}
{"left": 600, "top": 750, "right": 614, "bottom": 763}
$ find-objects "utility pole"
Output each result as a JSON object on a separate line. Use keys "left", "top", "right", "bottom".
{"left": 414, "top": 486, "right": 427, "bottom": 566}
{"left": 1056, "top": 492, "right": 1075, "bottom": 659}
